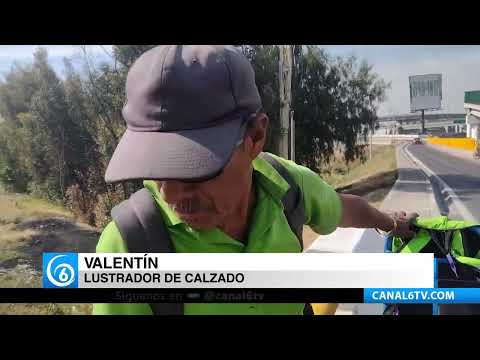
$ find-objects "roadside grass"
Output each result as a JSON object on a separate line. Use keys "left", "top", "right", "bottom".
{"left": 0, "top": 268, "right": 92, "bottom": 315}
{"left": 0, "top": 193, "right": 24, "bottom": 224}
{"left": 0, "top": 192, "right": 73, "bottom": 267}
{"left": 16, "top": 196, "right": 74, "bottom": 220}
{"left": 0, "top": 193, "right": 74, "bottom": 226}
{"left": 0, "top": 224, "right": 38, "bottom": 264}
{"left": 0, "top": 191, "right": 92, "bottom": 315}
{"left": 321, "top": 145, "right": 397, "bottom": 189}
{"left": 0, "top": 303, "right": 92, "bottom": 315}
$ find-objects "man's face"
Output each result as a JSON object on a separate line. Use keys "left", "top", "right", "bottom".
{"left": 157, "top": 147, "right": 252, "bottom": 230}
{"left": 156, "top": 115, "right": 267, "bottom": 231}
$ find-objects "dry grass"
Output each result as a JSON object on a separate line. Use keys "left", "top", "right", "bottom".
{"left": 321, "top": 145, "right": 397, "bottom": 190}
{"left": 0, "top": 303, "right": 92, "bottom": 315}
{"left": 0, "top": 224, "right": 37, "bottom": 244}
{"left": 0, "top": 191, "right": 92, "bottom": 315}
{"left": 0, "top": 223, "right": 38, "bottom": 264}
{"left": 0, "top": 268, "right": 92, "bottom": 315}
{"left": 0, "top": 192, "right": 72, "bottom": 268}
{"left": 16, "top": 196, "right": 73, "bottom": 220}
{"left": 0, "top": 194, "right": 24, "bottom": 224}
{"left": 0, "top": 193, "right": 73, "bottom": 226}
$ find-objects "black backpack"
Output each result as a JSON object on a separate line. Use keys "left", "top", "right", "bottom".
{"left": 111, "top": 153, "right": 310, "bottom": 315}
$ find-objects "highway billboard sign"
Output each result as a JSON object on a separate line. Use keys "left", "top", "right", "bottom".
{"left": 409, "top": 74, "right": 442, "bottom": 112}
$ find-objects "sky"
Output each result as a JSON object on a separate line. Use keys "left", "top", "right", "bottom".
{"left": 0, "top": 45, "right": 112, "bottom": 80}
{"left": 1, "top": 45, "right": 479, "bottom": 117}
{"left": 320, "top": 45, "right": 480, "bottom": 116}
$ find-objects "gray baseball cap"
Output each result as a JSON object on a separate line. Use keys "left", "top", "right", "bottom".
{"left": 105, "top": 45, "right": 262, "bottom": 183}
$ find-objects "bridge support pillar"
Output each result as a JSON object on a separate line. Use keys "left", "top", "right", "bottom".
{"left": 473, "top": 126, "right": 479, "bottom": 142}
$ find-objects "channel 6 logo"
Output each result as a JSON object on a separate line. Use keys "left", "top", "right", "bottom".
{"left": 42, "top": 253, "right": 78, "bottom": 288}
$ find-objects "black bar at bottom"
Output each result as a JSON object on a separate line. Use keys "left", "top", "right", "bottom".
{"left": 0, "top": 288, "right": 363, "bottom": 303}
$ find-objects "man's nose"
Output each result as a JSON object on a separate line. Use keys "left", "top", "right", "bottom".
{"left": 160, "top": 180, "right": 196, "bottom": 203}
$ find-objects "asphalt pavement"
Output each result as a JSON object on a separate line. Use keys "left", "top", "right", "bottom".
{"left": 308, "top": 142, "right": 479, "bottom": 315}
{"left": 381, "top": 144, "right": 439, "bottom": 219}
{"left": 407, "top": 143, "right": 480, "bottom": 222}
{"left": 308, "top": 144, "right": 439, "bottom": 315}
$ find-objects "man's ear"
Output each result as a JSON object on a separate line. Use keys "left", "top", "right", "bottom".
{"left": 244, "top": 113, "right": 268, "bottom": 159}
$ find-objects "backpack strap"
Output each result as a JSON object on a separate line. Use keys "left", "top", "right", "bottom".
{"left": 111, "top": 188, "right": 184, "bottom": 315}
{"left": 427, "top": 229, "right": 449, "bottom": 256}
{"left": 260, "top": 153, "right": 305, "bottom": 250}
{"left": 444, "top": 230, "right": 454, "bottom": 253}
{"left": 259, "top": 153, "right": 311, "bottom": 315}
{"left": 427, "top": 229, "right": 459, "bottom": 279}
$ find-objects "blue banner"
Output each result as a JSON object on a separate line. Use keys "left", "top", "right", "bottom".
{"left": 42, "top": 253, "right": 78, "bottom": 288}
{"left": 364, "top": 288, "right": 480, "bottom": 304}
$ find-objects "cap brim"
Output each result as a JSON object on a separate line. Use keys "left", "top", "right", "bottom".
{"left": 105, "top": 117, "right": 245, "bottom": 183}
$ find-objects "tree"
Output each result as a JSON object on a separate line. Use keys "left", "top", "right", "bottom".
{"left": 73, "top": 45, "right": 156, "bottom": 225}
{"left": 240, "top": 45, "right": 281, "bottom": 153}
{"left": 241, "top": 46, "right": 389, "bottom": 170}
{"left": 0, "top": 44, "right": 389, "bottom": 228}
{"left": 0, "top": 62, "right": 42, "bottom": 193}
{"left": 292, "top": 47, "right": 389, "bottom": 171}
{"left": 292, "top": 46, "right": 338, "bottom": 169}
{"left": 0, "top": 63, "right": 40, "bottom": 128}
{"left": 112, "top": 45, "right": 157, "bottom": 69}
{"left": 0, "top": 121, "right": 31, "bottom": 192}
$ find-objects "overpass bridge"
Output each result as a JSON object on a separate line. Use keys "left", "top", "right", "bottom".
{"left": 376, "top": 113, "right": 466, "bottom": 135}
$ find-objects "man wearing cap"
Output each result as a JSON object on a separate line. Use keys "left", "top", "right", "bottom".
{"left": 94, "top": 45, "right": 417, "bottom": 315}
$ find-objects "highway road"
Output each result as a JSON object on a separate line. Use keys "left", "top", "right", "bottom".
{"left": 407, "top": 143, "right": 480, "bottom": 222}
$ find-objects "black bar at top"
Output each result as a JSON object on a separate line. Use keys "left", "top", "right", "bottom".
{"left": 0, "top": 288, "right": 363, "bottom": 303}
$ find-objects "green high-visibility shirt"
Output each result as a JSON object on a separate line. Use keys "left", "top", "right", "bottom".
{"left": 93, "top": 152, "right": 343, "bottom": 315}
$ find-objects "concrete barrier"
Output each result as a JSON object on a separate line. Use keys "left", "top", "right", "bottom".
{"left": 426, "top": 137, "right": 477, "bottom": 152}
{"left": 371, "top": 134, "right": 419, "bottom": 145}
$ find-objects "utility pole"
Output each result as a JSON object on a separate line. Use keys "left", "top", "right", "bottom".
{"left": 279, "top": 45, "right": 293, "bottom": 159}
{"left": 369, "top": 127, "right": 373, "bottom": 160}
{"left": 290, "top": 110, "right": 295, "bottom": 161}
{"left": 421, "top": 109, "right": 425, "bottom": 134}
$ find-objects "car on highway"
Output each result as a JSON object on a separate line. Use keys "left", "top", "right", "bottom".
{"left": 412, "top": 137, "right": 422, "bottom": 144}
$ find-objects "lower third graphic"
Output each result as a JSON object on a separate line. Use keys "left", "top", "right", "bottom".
{"left": 43, "top": 253, "right": 78, "bottom": 288}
